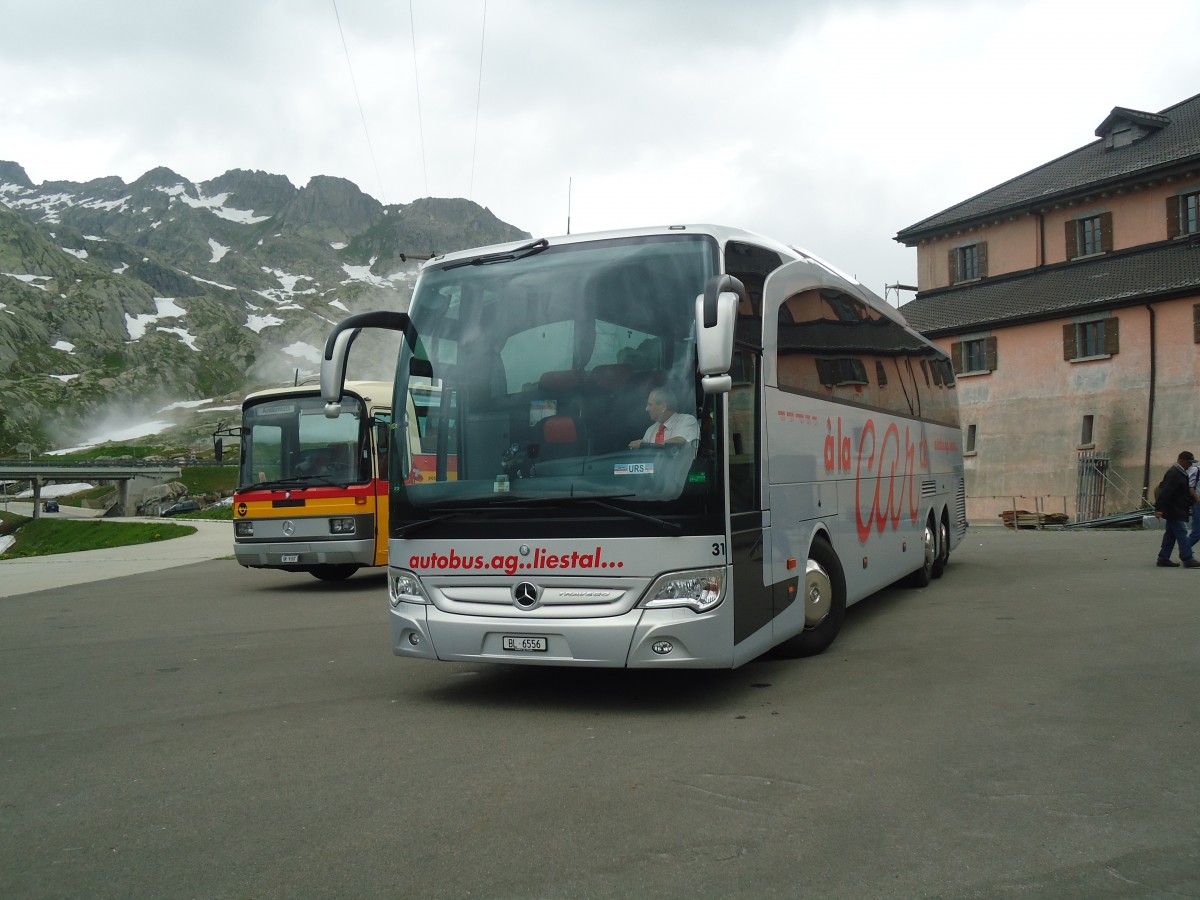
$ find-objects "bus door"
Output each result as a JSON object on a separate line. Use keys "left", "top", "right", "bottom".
{"left": 728, "top": 348, "right": 775, "bottom": 645}
{"left": 372, "top": 409, "right": 392, "bottom": 564}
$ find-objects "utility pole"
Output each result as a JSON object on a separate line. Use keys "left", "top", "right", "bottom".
{"left": 884, "top": 283, "right": 918, "bottom": 307}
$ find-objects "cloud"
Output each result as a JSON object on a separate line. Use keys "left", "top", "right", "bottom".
{"left": 3, "top": 0, "right": 1197, "bottom": 296}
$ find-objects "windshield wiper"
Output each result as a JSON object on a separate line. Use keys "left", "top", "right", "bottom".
{"left": 242, "top": 476, "right": 350, "bottom": 491}
{"left": 443, "top": 237, "right": 549, "bottom": 270}
{"left": 419, "top": 493, "right": 683, "bottom": 532}
{"left": 243, "top": 478, "right": 307, "bottom": 490}
{"left": 579, "top": 497, "right": 681, "bottom": 532}
{"left": 396, "top": 511, "right": 471, "bottom": 537}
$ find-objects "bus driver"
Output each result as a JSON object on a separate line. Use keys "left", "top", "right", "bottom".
{"left": 628, "top": 387, "right": 699, "bottom": 449}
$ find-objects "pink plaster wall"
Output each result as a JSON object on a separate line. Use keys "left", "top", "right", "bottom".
{"left": 930, "top": 296, "right": 1200, "bottom": 524}
{"left": 911, "top": 163, "right": 1200, "bottom": 525}
{"left": 917, "top": 179, "right": 1200, "bottom": 289}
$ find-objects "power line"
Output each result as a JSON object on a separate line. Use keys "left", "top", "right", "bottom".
{"left": 408, "top": 0, "right": 430, "bottom": 198}
{"left": 331, "top": 0, "right": 387, "bottom": 203}
{"left": 468, "top": 0, "right": 488, "bottom": 201}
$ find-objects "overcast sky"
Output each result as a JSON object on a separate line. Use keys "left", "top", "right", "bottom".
{"left": 4, "top": 0, "right": 1198, "bottom": 299}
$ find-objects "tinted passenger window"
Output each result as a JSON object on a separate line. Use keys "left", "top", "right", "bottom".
{"left": 776, "top": 288, "right": 957, "bottom": 427}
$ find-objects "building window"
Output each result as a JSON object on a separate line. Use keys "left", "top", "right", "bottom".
{"left": 950, "top": 335, "right": 997, "bottom": 375}
{"left": 1080, "top": 415, "right": 1095, "bottom": 448}
{"left": 1063, "top": 317, "right": 1119, "bottom": 361}
{"left": 948, "top": 241, "right": 987, "bottom": 284}
{"left": 1168, "top": 190, "right": 1200, "bottom": 238}
{"left": 958, "top": 245, "right": 979, "bottom": 281}
{"left": 964, "top": 339, "right": 987, "bottom": 372}
{"left": 1078, "top": 217, "right": 1103, "bottom": 256}
{"left": 965, "top": 424, "right": 977, "bottom": 455}
{"left": 1079, "top": 320, "right": 1104, "bottom": 356}
{"left": 1066, "top": 211, "right": 1112, "bottom": 259}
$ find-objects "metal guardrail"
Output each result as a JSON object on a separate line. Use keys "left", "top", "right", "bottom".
{"left": 0, "top": 464, "right": 184, "bottom": 521}
{"left": 0, "top": 464, "right": 182, "bottom": 480}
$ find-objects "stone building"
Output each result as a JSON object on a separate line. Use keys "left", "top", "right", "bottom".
{"left": 896, "top": 93, "right": 1200, "bottom": 525}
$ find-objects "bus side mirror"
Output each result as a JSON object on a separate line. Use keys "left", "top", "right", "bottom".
{"left": 375, "top": 420, "right": 390, "bottom": 457}
{"left": 695, "top": 275, "right": 743, "bottom": 395}
{"left": 321, "top": 311, "right": 412, "bottom": 418}
{"left": 212, "top": 423, "right": 243, "bottom": 462}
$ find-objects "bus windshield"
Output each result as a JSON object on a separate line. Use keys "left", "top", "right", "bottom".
{"left": 391, "top": 233, "right": 721, "bottom": 523}
{"left": 241, "top": 394, "right": 368, "bottom": 489}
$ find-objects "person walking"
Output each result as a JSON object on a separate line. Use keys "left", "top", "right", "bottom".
{"left": 1153, "top": 450, "right": 1199, "bottom": 568}
{"left": 1189, "top": 454, "right": 1200, "bottom": 550}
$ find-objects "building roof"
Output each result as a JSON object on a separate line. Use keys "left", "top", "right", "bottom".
{"left": 896, "top": 93, "right": 1200, "bottom": 244}
{"left": 898, "top": 239, "right": 1200, "bottom": 336}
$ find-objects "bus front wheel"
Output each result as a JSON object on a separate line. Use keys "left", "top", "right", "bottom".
{"left": 781, "top": 538, "right": 846, "bottom": 658}
{"left": 310, "top": 564, "right": 359, "bottom": 581}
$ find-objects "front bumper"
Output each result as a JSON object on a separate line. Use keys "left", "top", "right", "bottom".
{"left": 235, "top": 538, "right": 376, "bottom": 570}
{"left": 389, "top": 601, "right": 734, "bottom": 668}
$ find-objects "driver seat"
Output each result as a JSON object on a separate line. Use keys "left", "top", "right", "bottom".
{"left": 537, "top": 414, "right": 586, "bottom": 460}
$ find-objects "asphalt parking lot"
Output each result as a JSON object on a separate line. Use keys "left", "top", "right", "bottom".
{"left": 1, "top": 526, "right": 1197, "bottom": 898}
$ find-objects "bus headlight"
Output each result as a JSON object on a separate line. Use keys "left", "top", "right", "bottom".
{"left": 389, "top": 569, "right": 431, "bottom": 608}
{"left": 329, "top": 517, "right": 356, "bottom": 535}
{"left": 640, "top": 567, "right": 726, "bottom": 613}
{"left": 235, "top": 521, "right": 254, "bottom": 537}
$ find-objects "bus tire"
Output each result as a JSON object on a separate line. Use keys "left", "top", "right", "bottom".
{"left": 931, "top": 514, "right": 950, "bottom": 579}
{"left": 781, "top": 538, "right": 846, "bottom": 658}
{"left": 905, "top": 517, "right": 936, "bottom": 588}
{"left": 310, "top": 564, "right": 359, "bottom": 581}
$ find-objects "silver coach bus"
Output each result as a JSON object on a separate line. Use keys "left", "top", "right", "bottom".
{"left": 320, "top": 225, "right": 965, "bottom": 668}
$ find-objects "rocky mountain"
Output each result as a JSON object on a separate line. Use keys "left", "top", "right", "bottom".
{"left": 0, "top": 162, "right": 529, "bottom": 453}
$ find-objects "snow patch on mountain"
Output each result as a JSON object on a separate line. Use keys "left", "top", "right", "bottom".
{"left": 125, "top": 297, "right": 195, "bottom": 350}
{"left": 160, "top": 183, "right": 271, "bottom": 224}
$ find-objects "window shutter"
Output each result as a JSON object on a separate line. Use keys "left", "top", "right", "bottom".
{"left": 1194, "top": 304, "right": 1200, "bottom": 344}
{"left": 1063, "top": 323, "right": 1078, "bottom": 360}
{"left": 978, "top": 241, "right": 989, "bottom": 278}
{"left": 947, "top": 249, "right": 958, "bottom": 285}
{"left": 1104, "top": 317, "right": 1120, "bottom": 355}
{"left": 950, "top": 341, "right": 964, "bottom": 374}
{"left": 1065, "top": 220, "right": 1078, "bottom": 259}
{"left": 984, "top": 336, "right": 998, "bottom": 371}
{"left": 1100, "top": 211, "right": 1114, "bottom": 253}
{"left": 1167, "top": 196, "right": 1181, "bottom": 239}
{"left": 815, "top": 358, "right": 835, "bottom": 387}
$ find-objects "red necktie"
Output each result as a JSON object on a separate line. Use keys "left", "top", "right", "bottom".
{"left": 655, "top": 424, "right": 666, "bottom": 444}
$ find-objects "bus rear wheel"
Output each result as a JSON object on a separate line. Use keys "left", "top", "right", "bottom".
{"left": 905, "top": 519, "right": 937, "bottom": 588}
{"left": 310, "top": 564, "right": 359, "bottom": 581}
{"left": 932, "top": 516, "right": 950, "bottom": 579}
{"left": 781, "top": 538, "right": 846, "bottom": 658}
